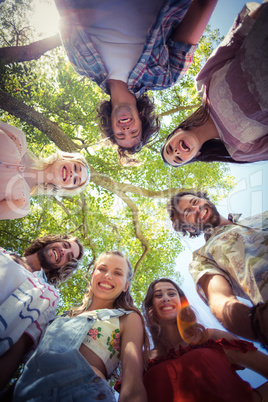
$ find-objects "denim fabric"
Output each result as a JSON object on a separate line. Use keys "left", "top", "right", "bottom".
{"left": 13, "top": 309, "right": 128, "bottom": 401}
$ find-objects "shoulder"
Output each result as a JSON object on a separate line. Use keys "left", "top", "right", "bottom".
{"left": 206, "top": 328, "right": 239, "bottom": 341}
{"left": 119, "top": 311, "right": 143, "bottom": 332}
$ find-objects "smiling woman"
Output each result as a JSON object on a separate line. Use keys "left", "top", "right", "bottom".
{"left": 162, "top": 2, "right": 268, "bottom": 167}
{"left": 0, "top": 121, "right": 90, "bottom": 220}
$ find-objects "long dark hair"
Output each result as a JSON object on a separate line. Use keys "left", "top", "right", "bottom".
{"left": 97, "top": 94, "right": 160, "bottom": 163}
{"left": 143, "top": 279, "right": 208, "bottom": 353}
{"left": 161, "top": 103, "right": 248, "bottom": 165}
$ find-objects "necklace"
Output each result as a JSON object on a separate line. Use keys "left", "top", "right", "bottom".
{"left": 0, "top": 161, "right": 25, "bottom": 173}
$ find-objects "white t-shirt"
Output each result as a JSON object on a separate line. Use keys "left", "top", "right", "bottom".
{"left": 84, "top": 0, "right": 163, "bottom": 82}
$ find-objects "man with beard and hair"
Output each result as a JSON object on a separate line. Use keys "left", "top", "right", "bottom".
{"left": 0, "top": 234, "right": 84, "bottom": 390}
{"left": 167, "top": 190, "right": 268, "bottom": 347}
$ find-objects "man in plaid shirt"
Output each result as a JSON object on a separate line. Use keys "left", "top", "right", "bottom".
{"left": 55, "top": 0, "right": 217, "bottom": 161}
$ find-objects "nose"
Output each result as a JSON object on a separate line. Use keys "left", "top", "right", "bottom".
{"left": 104, "top": 271, "right": 113, "bottom": 280}
{"left": 70, "top": 170, "right": 79, "bottom": 178}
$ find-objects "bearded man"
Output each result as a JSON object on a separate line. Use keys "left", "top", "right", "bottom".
{"left": 167, "top": 190, "right": 268, "bottom": 347}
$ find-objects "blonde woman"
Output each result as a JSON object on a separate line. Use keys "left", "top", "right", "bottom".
{"left": 0, "top": 121, "right": 90, "bottom": 220}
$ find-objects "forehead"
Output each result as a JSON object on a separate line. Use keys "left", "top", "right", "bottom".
{"left": 97, "top": 254, "right": 128, "bottom": 271}
{"left": 178, "top": 194, "right": 204, "bottom": 210}
{"left": 154, "top": 282, "right": 178, "bottom": 293}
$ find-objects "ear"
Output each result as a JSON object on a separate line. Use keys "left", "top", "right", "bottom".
{"left": 122, "top": 281, "right": 130, "bottom": 293}
{"left": 196, "top": 151, "right": 201, "bottom": 157}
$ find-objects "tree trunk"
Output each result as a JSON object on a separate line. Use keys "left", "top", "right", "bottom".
{"left": 0, "top": 89, "right": 76, "bottom": 152}
{"left": 0, "top": 34, "right": 62, "bottom": 65}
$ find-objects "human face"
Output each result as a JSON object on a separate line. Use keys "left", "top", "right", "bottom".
{"left": 50, "top": 160, "right": 88, "bottom": 189}
{"left": 91, "top": 255, "right": 129, "bottom": 307}
{"left": 163, "top": 129, "right": 201, "bottom": 166}
{"left": 111, "top": 104, "right": 142, "bottom": 149}
{"left": 177, "top": 194, "right": 220, "bottom": 233}
{"left": 37, "top": 239, "right": 80, "bottom": 271}
{"left": 152, "top": 282, "right": 181, "bottom": 322}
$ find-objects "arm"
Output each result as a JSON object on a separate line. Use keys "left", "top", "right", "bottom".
{"left": 199, "top": 274, "right": 260, "bottom": 341}
{"left": 172, "top": 0, "right": 217, "bottom": 45}
{"left": 0, "top": 199, "right": 28, "bottom": 220}
{"left": 119, "top": 312, "right": 147, "bottom": 402}
{"left": 0, "top": 333, "right": 33, "bottom": 389}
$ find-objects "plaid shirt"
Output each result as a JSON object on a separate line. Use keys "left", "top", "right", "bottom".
{"left": 58, "top": 0, "right": 197, "bottom": 97}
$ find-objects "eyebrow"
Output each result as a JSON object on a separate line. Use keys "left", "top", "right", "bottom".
{"left": 63, "top": 241, "right": 75, "bottom": 259}
{"left": 182, "top": 197, "right": 195, "bottom": 215}
{"left": 153, "top": 287, "right": 177, "bottom": 294}
{"left": 115, "top": 132, "right": 141, "bottom": 141}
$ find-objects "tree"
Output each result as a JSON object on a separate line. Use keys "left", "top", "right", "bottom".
{"left": 0, "top": 0, "right": 232, "bottom": 309}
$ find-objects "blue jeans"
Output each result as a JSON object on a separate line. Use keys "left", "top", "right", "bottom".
{"left": 13, "top": 309, "right": 127, "bottom": 401}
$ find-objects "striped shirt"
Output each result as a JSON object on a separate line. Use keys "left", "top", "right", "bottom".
{"left": 57, "top": 0, "right": 197, "bottom": 97}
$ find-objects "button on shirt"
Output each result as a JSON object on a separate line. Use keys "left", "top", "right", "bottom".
{"left": 58, "top": 0, "right": 197, "bottom": 97}
{"left": 190, "top": 212, "right": 268, "bottom": 305}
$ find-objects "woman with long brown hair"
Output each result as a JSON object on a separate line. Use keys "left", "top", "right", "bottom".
{"left": 162, "top": 3, "right": 268, "bottom": 167}
{"left": 142, "top": 278, "right": 268, "bottom": 402}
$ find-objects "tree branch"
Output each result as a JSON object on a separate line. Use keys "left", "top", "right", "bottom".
{"left": 0, "top": 34, "right": 61, "bottom": 65}
{"left": 0, "top": 89, "right": 77, "bottom": 152}
{"left": 158, "top": 103, "right": 201, "bottom": 117}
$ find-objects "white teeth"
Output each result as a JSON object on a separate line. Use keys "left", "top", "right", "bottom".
{"left": 99, "top": 282, "right": 113, "bottom": 289}
{"left": 53, "top": 250, "right": 57, "bottom": 261}
{"left": 162, "top": 306, "right": 173, "bottom": 311}
{"left": 200, "top": 209, "right": 207, "bottom": 221}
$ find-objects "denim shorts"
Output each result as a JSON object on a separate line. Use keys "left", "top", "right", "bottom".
{"left": 13, "top": 314, "right": 118, "bottom": 401}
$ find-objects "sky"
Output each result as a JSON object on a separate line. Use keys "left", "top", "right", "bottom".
{"left": 175, "top": 0, "right": 267, "bottom": 388}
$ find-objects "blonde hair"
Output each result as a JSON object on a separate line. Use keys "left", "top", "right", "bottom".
{"left": 29, "top": 150, "right": 90, "bottom": 196}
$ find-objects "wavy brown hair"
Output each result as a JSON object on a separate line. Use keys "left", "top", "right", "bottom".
{"left": 161, "top": 103, "right": 249, "bottom": 165}
{"left": 143, "top": 278, "right": 208, "bottom": 354}
{"left": 24, "top": 234, "right": 84, "bottom": 287}
{"left": 96, "top": 94, "right": 160, "bottom": 164}
{"left": 167, "top": 190, "right": 210, "bottom": 238}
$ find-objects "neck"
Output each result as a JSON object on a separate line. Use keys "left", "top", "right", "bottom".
{"left": 24, "top": 253, "right": 42, "bottom": 273}
{"left": 108, "top": 79, "right": 136, "bottom": 106}
{"left": 194, "top": 115, "right": 220, "bottom": 144}
{"left": 88, "top": 296, "right": 115, "bottom": 311}
{"left": 156, "top": 321, "right": 186, "bottom": 354}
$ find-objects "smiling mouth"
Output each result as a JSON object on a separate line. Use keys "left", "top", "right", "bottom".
{"left": 62, "top": 166, "right": 67, "bottom": 182}
{"left": 161, "top": 306, "right": 174, "bottom": 311}
{"left": 98, "top": 282, "right": 114, "bottom": 290}
{"left": 179, "top": 140, "right": 190, "bottom": 152}
{"left": 52, "top": 249, "right": 60, "bottom": 263}
{"left": 118, "top": 118, "right": 132, "bottom": 125}
{"left": 199, "top": 208, "right": 209, "bottom": 222}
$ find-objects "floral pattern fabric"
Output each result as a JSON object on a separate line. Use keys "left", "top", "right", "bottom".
{"left": 82, "top": 312, "right": 124, "bottom": 377}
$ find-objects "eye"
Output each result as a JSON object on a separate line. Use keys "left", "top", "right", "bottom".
{"left": 63, "top": 242, "right": 68, "bottom": 249}
{"left": 74, "top": 164, "right": 77, "bottom": 172}
{"left": 74, "top": 177, "right": 77, "bottom": 185}
{"left": 98, "top": 267, "right": 106, "bottom": 272}
{"left": 115, "top": 271, "right": 123, "bottom": 276}
{"left": 168, "top": 292, "right": 177, "bottom": 297}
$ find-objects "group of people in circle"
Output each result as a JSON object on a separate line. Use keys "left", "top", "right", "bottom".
{"left": 0, "top": 0, "right": 268, "bottom": 401}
